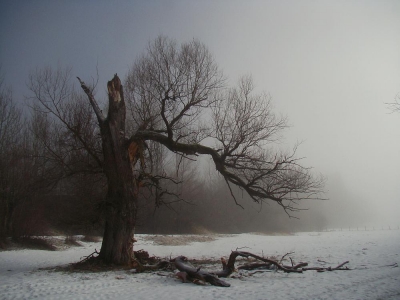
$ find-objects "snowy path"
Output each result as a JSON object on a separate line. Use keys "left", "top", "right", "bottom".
{"left": 1, "top": 231, "right": 399, "bottom": 299}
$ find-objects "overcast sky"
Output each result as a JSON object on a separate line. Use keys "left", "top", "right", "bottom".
{"left": 1, "top": 0, "right": 400, "bottom": 227}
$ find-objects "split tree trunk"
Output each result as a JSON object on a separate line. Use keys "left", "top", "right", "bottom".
{"left": 79, "top": 75, "right": 138, "bottom": 265}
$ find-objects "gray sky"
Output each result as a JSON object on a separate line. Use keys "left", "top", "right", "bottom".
{"left": 1, "top": 0, "right": 400, "bottom": 227}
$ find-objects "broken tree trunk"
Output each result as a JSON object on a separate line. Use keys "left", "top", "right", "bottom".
{"left": 174, "top": 256, "right": 230, "bottom": 287}
{"left": 78, "top": 75, "right": 138, "bottom": 265}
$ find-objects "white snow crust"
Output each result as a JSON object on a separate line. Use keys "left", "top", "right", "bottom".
{"left": 1, "top": 230, "right": 399, "bottom": 299}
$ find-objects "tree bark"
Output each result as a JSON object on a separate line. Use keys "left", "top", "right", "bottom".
{"left": 79, "top": 75, "right": 137, "bottom": 265}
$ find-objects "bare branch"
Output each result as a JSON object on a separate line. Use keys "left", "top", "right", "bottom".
{"left": 125, "top": 36, "right": 225, "bottom": 140}
{"left": 27, "top": 66, "right": 104, "bottom": 178}
{"left": 133, "top": 129, "right": 324, "bottom": 212}
{"left": 77, "top": 77, "right": 105, "bottom": 123}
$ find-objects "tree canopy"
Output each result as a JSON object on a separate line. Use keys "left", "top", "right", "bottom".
{"left": 2, "top": 36, "right": 324, "bottom": 263}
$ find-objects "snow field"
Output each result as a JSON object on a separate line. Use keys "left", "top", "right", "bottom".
{"left": 0, "top": 230, "right": 399, "bottom": 299}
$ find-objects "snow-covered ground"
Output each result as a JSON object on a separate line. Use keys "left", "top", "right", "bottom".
{"left": 1, "top": 230, "right": 399, "bottom": 300}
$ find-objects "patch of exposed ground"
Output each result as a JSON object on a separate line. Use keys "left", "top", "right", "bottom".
{"left": 0, "top": 235, "right": 102, "bottom": 251}
{"left": 248, "top": 232, "right": 294, "bottom": 236}
{"left": 141, "top": 235, "right": 217, "bottom": 246}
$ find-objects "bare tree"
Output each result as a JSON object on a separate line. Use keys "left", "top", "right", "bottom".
{"left": 24, "top": 67, "right": 107, "bottom": 239}
{"left": 386, "top": 93, "right": 400, "bottom": 113}
{"left": 0, "top": 76, "right": 35, "bottom": 240}
{"left": 27, "top": 67, "right": 104, "bottom": 185}
{"left": 28, "top": 36, "right": 323, "bottom": 264}
{"left": 0, "top": 79, "right": 22, "bottom": 239}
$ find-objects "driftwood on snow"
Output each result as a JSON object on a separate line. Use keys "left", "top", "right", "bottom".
{"left": 221, "top": 251, "right": 304, "bottom": 274}
{"left": 174, "top": 256, "right": 231, "bottom": 287}
{"left": 172, "top": 250, "right": 351, "bottom": 287}
{"left": 72, "top": 248, "right": 351, "bottom": 282}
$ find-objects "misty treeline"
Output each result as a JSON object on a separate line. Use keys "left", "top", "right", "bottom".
{"left": 0, "top": 79, "right": 324, "bottom": 241}
{"left": 0, "top": 78, "right": 324, "bottom": 239}
{"left": 0, "top": 37, "right": 325, "bottom": 247}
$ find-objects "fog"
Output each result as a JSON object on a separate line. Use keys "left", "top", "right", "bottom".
{"left": 1, "top": 0, "right": 400, "bottom": 229}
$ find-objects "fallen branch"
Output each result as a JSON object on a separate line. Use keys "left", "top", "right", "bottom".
{"left": 303, "top": 261, "right": 350, "bottom": 272}
{"left": 174, "top": 256, "right": 230, "bottom": 287}
{"left": 134, "top": 259, "right": 171, "bottom": 272}
{"left": 219, "top": 251, "right": 304, "bottom": 274}
{"left": 294, "top": 262, "right": 309, "bottom": 269}
{"left": 169, "top": 251, "right": 352, "bottom": 287}
{"left": 238, "top": 262, "right": 273, "bottom": 270}
{"left": 79, "top": 249, "right": 100, "bottom": 263}
{"left": 280, "top": 252, "right": 294, "bottom": 264}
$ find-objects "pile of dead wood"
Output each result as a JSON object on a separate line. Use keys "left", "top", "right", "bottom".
{"left": 76, "top": 249, "right": 351, "bottom": 287}
{"left": 138, "top": 250, "right": 351, "bottom": 287}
